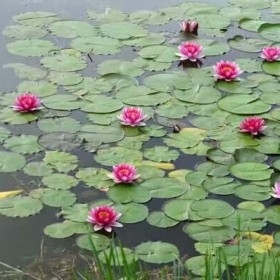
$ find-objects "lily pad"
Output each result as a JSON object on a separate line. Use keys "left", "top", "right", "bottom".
{"left": 262, "top": 61, "right": 280, "bottom": 76}
{"left": 41, "top": 189, "right": 76, "bottom": 207}
{"left": 147, "top": 211, "right": 179, "bottom": 228}
{"left": 76, "top": 234, "right": 110, "bottom": 251}
{"left": 258, "top": 23, "right": 280, "bottom": 42}
{"left": 143, "top": 146, "right": 179, "bottom": 162}
{"left": 114, "top": 203, "right": 148, "bottom": 223}
{"left": 42, "top": 173, "right": 78, "bottom": 190}
{"left": 135, "top": 241, "right": 179, "bottom": 264}
{"left": 38, "top": 117, "right": 81, "bottom": 133}
{"left": 0, "top": 151, "right": 26, "bottom": 172}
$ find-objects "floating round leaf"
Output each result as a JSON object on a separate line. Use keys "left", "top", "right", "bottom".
{"left": 0, "top": 107, "right": 38, "bottom": 125}
{"left": 44, "top": 222, "right": 77, "bottom": 238}
{"left": 44, "top": 151, "right": 78, "bottom": 173}
{"left": 0, "top": 196, "right": 42, "bottom": 217}
{"left": 41, "top": 54, "right": 87, "bottom": 72}
{"left": 38, "top": 132, "right": 81, "bottom": 151}
{"left": 48, "top": 20, "right": 97, "bottom": 38}
{"left": 3, "top": 25, "right": 47, "bottom": 39}
{"left": 42, "top": 95, "right": 83, "bottom": 111}
{"left": 122, "top": 33, "right": 165, "bottom": 47}
{"left": 191, "top": 199, "right": 234, "bottom": 219}
{"left": 18, "top": 80, "right": 57, "bottom": 97}
{"left": 143, "top": 146, "right": 179, "bottom": 162}
{"left": 13, "top": 11, "right": 58, "bottom": 26}
{"left": 140, "top": 178, "right": 187, "bottom": 198}
{"left": 7, "top": 39, "right": 57, "bottom": 56}
{"left": 135, "top": 241, "right": 179, "bottom": 264}
{"left": 258, "top": 23, "right": 280, "bottom": 42}
{"left": 38, "top": 117, "right": 81, "bottom": 133}
{"left": 94, "top": 147, "right": 142, "bottom": 166}
{"left": 107, "top": 185, "right": 151, "bottom": 204}
{"left": 228, "top": 35, "right": 269, "bottom": 53}
{"left": 71, "top": 36, "right": 122, "bottom": 54}
{"left": 235, "top": 184, "right": 272, "bottom": 201}
{"left": 76, "top": 234, "right": 110, "bottom": 251}
{"left": 237, "top": 201, "right": 265, "bottom": 212}
{"left": 81, "top": 96, "right": 123, "bottom": 113}
{"left": 0, "top": 151, "right": 26, "bottom": 172}
{"left": 239, "top": 19, "right": 266, "bottom": 32}
{"left": 97, "top": 60, "right": 144, "bottom": 77}
{"left": 4, "top": 63, "right": 46, "bottom": 81}
{"left": 230, "top": 162, "right": 273, "bottom": 181}
{"left": 42, "top": 173, "right": 78, "bottom": 190}
{"left": 101, "top": 22, "right": 147, "bottom": 39}
{"left": 262, "top": 61, "right": 280, "bottom": 76}
{"left": 41, "top": 189, "right": 76, "bottom": 207}
{"left": 99, "top": 247, "right": 138, "bottom": 265}
{"left": 264, "top": 206, "right": 280, "bottom": 226}
{"left": 139, "top": 45, "right": 177, "bottom": 63}
{"left": 147, "top": 211, "right": 179, "bottom": 228}
{"left": 23, "top": 162, "right": 53, "bottom": 177}
{"left": 61, "top": 204, "right": 88, "bottom": 222}
{"left": 48, "top": 71, "right": 83, "bottom": 86}
{"left": 114, "top": 202, "right": 148, "bottom": 223}
{"left": 217, "top": 94, "right": 271, "bottom": 115}
{"left": 183, "top": 223, "right": 235, "bottom": 243}
{"left": 4, "top": 135, "right": 43, "bottom": 154}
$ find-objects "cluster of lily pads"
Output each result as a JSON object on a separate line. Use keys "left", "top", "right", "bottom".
{"left": 1, "top": 0, "right": 280, "bottom": 277}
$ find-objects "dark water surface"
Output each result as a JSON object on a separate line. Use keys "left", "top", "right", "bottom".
{"left": 0, "top": 0, "right": 270, "bottom": 273}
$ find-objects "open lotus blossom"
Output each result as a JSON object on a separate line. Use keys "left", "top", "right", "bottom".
{"left": 239, "top": 117, "right": 266, "bottom": 135}
{"left": 260, "top": 46, "right": 280, "bottom": 62}
{"left": 177, "top": 41, "right": 203, "bottom": 61}
{"left": 271, "top": 182, "right": 280, "bottom": 199}
{"left": 213, "top": 60, "right": 243, "bottom": 81}
{"left": 13, "top": 93, "right": 42, "bottom": 113}
{"left": 180, "top": 20, "right": 198, "bottom": 35}
{"left": 108, "top": 163, "right": 139, "bottom": 184}
{"left": 87, "top": 205, "right": 123, "bottom": 232}
{"left": 118, "top": 107, "right": 147, "bottom": 127}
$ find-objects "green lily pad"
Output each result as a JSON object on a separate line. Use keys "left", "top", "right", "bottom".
{"left": 262, "top": 61, "right": 280, "bottom": 76}
{"left": 101, "top": 22, "right": 147, "bottom": 39}
{"left": 0, "top": 196, "right": 42, "bottom": 217}
{"left": 18, "top": 80, "right": 57, "bottom": 97}
{"left": 183, "top": 222, "right": 235, "bottom": 243}
{"left": 97, "top": 60, "right": 144, "bottom": 77}
{"left": 0, "top": 151, "right": 26, "bottom": 172}
{"left": 71, "top": 36, "right": 122, "bottom": 54}
{"left": 48, "top": 20, "right": 97, "bottom": 38}
{"left": 42, "top": 173, "right": 78, "bottom": 190}
{"left": 61, "top": 203, "right": 88, "bottom": 222}
{"left": 258, "top": 23, "right": 280, "bottom": 42}
{"left": 234, "top": 184, "right": 271, "bottom": 201}
{"left": 228, "top": 35, "right": 269, "bottom": 52}
{"left": 122, "top": 33, "right": 165, "bottom": 47}
{"left": 107, "top": 185, "right": 151, "bottom": 204}
{"left": 7, "top": 39, "right": 57, "bottom": 56}
{"left": 44, "top": 151, "right": 78, "bottom": 173}
{"left": 23, "top": 162, "right": 53, "bottom": 177}
{"left": 76, "top": 234, "right": 110, "bottom": 251}
{"left": 139, "top": 45, "right": 177, "bottom": 63}
{"left": 13, "top": 11, "right": 58, "bottom": 26}
{"left": 3, "top": 24, "right": 47, "bottom": 39}
{"left": 4, "top": 63, "right": 46, "bottom": 80}
{"left": 191, "top": 199, "right": 234, "bottom": 219}
{"left": 147, "top": 211, "right": 179, "bottom": 228}
{"left": 230, "top": 162, "right": 273, "bottom": 181}
{"left": 140, "top": 178, "right": 187, "bottom": 198}
{"left": 42, "top": 95, "right": 83, "bottom": 110}
{"left": 264, "top": 206, "right": 280, "bottom": 225}
{"left": 143, "top": 146, "right": 179, "bottom": 162}
{"left": 41, "top": 189, "right": 76, "bottom": 207}
{"left": 81, "top": 96, "right": 123, "bottom": 113}
{"left": 38, "top": 117, "right": 81, "bottom": 133}
{"left": 4, "top": 135, "right": 43, "bottom": 154}
{"left": 41, "top": 54, "right": 87, "bottom": 72}
{"left": 135, "top": 241, "right": 179, "bottom": 264}
{"left": 48, "top": 71, "right": 83, "bottom": 86}
{"left": 114, "top": 203, "right": 148, "bottom": 223}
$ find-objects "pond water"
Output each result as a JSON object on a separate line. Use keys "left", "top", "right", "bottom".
{"left": 0, "top": 0, "right": 280, "bottom": 278}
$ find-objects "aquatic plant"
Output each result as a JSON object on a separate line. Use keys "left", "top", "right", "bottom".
{"left": 180, "top": 20, "right": 198, "bottom": 35}
{"left": 260, "top": 46, "right": 280, "bottom": 62}
{"left": 108, "top": 163, "right": 140, "bottom": 184}
{"left": 213, "top": 60, "right": 242, "bottom": 81}
{"left": 87, "top": 205, "right": 123, "bottom": 232}
{"left": 118, "top": 107, "right": 147, "bottom": 127}
{"left": 12, "top": 93, "right": 42, "bottom": 113}
{"left": 177, "top": 41, "right": 203, "bottom": 61}
{"left": 271, "top": 182, "right": 280, "bottom": 199}
{"left": 239, "top": 117, "right": 266, "bottom": 135}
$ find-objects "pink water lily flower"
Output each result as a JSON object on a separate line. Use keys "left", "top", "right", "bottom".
{"left": 260, "top": 46, "right": 280, "bottom": 62}
{"left": 213, "top": 60, "right": 243, "bottom": 81}
{"left": 87, "top": 205, "right": 123, "bottom": 232}
{"left": 239, "top": 117, "right": 266, "bottom": 135}
{"left": 180, "top": 20, "right": 198, "bottom": 35}
{"left": 271, "top": 182, "right": 280, "bottom": 199}
{"left": 108, "top": 163, "right": 139, "bottom": 184}
{"left": 177, "top": 41, "right": 203, "bottom": 61}
{"left": 13, "top": 93, "right": 42, "bottom": 113}
{"left": 118, "top": 107, "right": 147, "bottom": 127}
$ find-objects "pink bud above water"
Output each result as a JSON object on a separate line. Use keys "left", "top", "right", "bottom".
{"left": 180, "top": 20, "right": 199, "bottom": 35}
{"left": 108, "top": 163, "right": 139, "bottom": 184}
{"left": 213, "top": 60, "right": 243, "bottom": 81}
{"left": 13, "top": 93, "right": 42, "bottom": 113}
{"left": 177, "top": 41, "right": 203, "bottom": 61}
{"left": 260, "top": 46, "right": 280, "bottom": 62}
{"left": 239, "top": 117, "right": 266, "bottom": 135}
{"left": 118, "top": 107, "right": 147, "bottom": 127}
{"left": 87, "top": 205, "right": 123, "bottom": 232}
